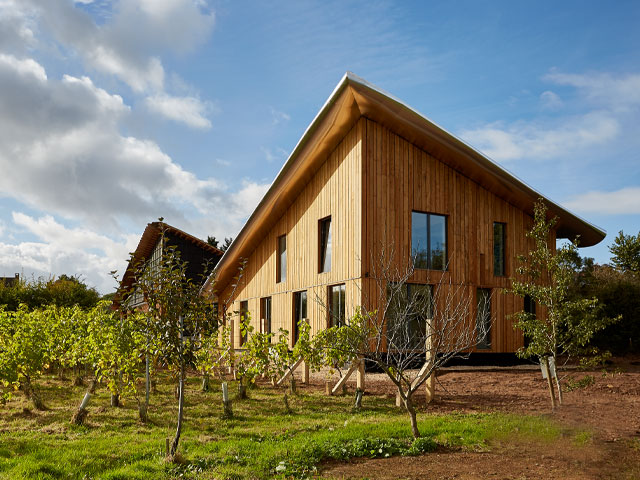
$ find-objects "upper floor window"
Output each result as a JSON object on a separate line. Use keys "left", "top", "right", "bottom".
{"left": 493, "top": 222, "right": 506, "bottom": 276}
{"left": 293, "top": 290, "right": 307, "bottom": 344}
{"left": 239, "top": 300, "right": 249, "bottom": 346}
{"left": 476, "top": 288, "right": 491, "bottom": 350}
{"left": 328, "top": 283, "right": 346, "bottom": 328}
{"left": 411, "top": 211, "right": 447, "bottom": 270}
{"left": 319, "top": 216, "right": 332, "bottom": 273}
{"left": 276, "top": 234, "right": 286, "bottom": 283}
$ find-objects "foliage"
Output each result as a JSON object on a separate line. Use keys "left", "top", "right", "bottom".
{"left": 207, "top": 235, "right": 234, "bottom": 252}
{"left": 609, "top": 230, "right": 640, "bottom": 274}
{"left": 0, "top": 275, "right": 100, "bottom": 311}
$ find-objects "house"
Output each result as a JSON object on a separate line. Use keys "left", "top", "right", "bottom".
{"left": 202, "top": 72, "right": 605, "bottom": 353}
{"left": 0, "top": 273, "right": 19, "bottom": 288}
{"left": 115, "top": 221, "right": 223, "bottom": 310}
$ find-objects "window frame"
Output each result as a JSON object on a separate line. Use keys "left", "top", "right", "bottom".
{"left": 493, "top": 222, "right": 506, "bottom": 277}
{"left": 239, "top": 300, "right": 249, "bottom": 347}
{"left": 293, "top": 290, "right": 307, "bottom": 345}
{"left": 276, "top": 234, "right": 287, "bottom": 283}
{"left": 476, "top": 288, "right": 492, "bottom": 350}
{"left": 318, "top": 216, "right": 332, "bottom": 273}
{"left": 328, "top": 283, "right": 346, "bottom": 328}
{"left": 260, "top": 296, "right": 272, "bottom": 336}
{"left": 411, "top": 210, "right": 448, "bottom": 271}
{"left": 386, "top": 282, "right": 434, "bottom": 352}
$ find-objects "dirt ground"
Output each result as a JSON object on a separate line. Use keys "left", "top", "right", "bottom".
{"left": 309, "top": 356, "right": 640, "bottom": 480}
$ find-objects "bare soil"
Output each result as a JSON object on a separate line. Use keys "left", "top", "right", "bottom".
{"left": 309, "top": 356, "right": 640, "bottom": 479}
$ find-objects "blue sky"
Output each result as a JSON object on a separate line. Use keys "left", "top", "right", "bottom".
{"left": 0, "top": 0, "right": 638, "bottom": 293}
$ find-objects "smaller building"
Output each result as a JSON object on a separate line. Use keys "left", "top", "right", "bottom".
{"left": 114, "top": 222, "right": 223, "bottom": 310}
{"left": 0, "top": 273, "right": 19, "bottom": 288}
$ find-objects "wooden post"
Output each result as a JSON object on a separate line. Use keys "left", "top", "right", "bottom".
{"left": 395, "top": 390, "right": 403, "bottom": 408}
{"left": 302, "top": 361, "right": 310, "bottom": 384}
{"left": 542, "top": 357, "right": 556, "bottom": 410}
{"left": 356, "top": 358, "right": 365, "bottom": 391}
{"left": 424, "top": 319, "right": 435, "bottom": 404}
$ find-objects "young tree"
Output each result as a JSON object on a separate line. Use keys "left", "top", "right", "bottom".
{"left": 135, "top": 239, "right": 217, "bottom": 458}
{"left": 609, "top": 230, "right": 640, "bottom": 275}
{"left": 509, "top": 200, "right": 619, "bottom": 409}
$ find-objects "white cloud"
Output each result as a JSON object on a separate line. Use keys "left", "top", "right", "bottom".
{"left": 460, "top": 111, "right": 619, "bottom": 162}
{"left": 270, "top": 107, "right": 290, "bottom": 125}
{"left": 539, "top": 90, "right": 563, "bottom": 110}
{"left": 544, "top": 71, "right": 640, "bottom": 111}
{"left": 564, "top": 187, "right": 640, "bottom": 215}
{"left": 145, "top": 93, "right": 212, "bottom": 129}
{"left": 261, "top": 146, "right": 288, "bottom": 163}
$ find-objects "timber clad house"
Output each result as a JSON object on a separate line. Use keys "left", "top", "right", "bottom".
{"left": 115, "top": 222, "right": 223, "bottom": 310}
{"left": 202, "top": 72, "right": 605, "bottom": 354}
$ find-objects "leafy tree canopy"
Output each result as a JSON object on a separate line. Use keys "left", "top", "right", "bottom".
{"left": 609, "top": 230, "right": 640, "bottom": 274}
{"left": 0, "top": 275, "right": 100, "bottom": 311}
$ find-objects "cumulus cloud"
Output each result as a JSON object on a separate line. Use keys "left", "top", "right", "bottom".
{"left": 460, "top": 111, "right": 619, "bottom": 162}
{"left": 564, "top": 187, "right": 640, "bottom": 215}
{"left": 145, "top": 93, "right": 213, "bottom": 129}
{"left": 539, "top": 90, "right": 563, "bottom": 110}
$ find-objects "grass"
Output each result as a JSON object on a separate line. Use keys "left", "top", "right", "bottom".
{"left": 0, "top": 373, "right": 578, "bottom": 479}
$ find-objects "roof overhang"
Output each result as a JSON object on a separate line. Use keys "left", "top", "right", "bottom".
{"left": 205, "top": 72, "right": 606, "bottom": 297}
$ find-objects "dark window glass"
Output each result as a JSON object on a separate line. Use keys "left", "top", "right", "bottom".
{"left": 319, "top": 216, "right": 332, "bottom": 273}
{"left": 523, "top": 294, "right": 536, "bottom": 348}
{"left": 239, "top": 300, "right": 249, "bottom": 346}
{"left": 476, "top": 288, "right": 491, "bottom": 349}
{"left": 328, "top": 284, "right": 346, "bottom": 327}
{"left": 493, "top": 222, "right": 506, "bottom": 276}
{"left": 276, "top": 235, "right": 286, "bottom": 283}
{"left": 260, "top": 297, "right": 272, "bottom": 335}
{"left": 387, "top": 283, "right": 433, "bottom": 351}
{"left": 293, "top": 290, "right": 307, "bottom": 344}
{"left": 411, "top": 211, "right": 447, "bottom": 271}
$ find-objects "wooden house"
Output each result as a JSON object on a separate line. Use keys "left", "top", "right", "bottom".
{"left": 115, "top": 221, "right": 223, "bottom": 310}
{"left": 203, "top": 73, "right": 605, "bottom": 354}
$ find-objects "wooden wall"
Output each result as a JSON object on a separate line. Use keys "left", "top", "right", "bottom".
{"left": 219, "top": 119, "right": 365, "bottom": 347}
{"left": 360, "top": 118, "right": 543, "bottom": 353}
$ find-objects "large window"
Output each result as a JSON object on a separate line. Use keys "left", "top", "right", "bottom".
{"left": 239, "top": 300, "right": 249, "bottom": 347}
{"left": 387, "top": 283, "right": 433, "bottom": 351}
{"left": 260, "top": 296, "right": 272, "bottom": 335}
{"left": 523, "top": 294, "right": 536, "bottom": 348}
{"left": 493, "top": 222, "right": 506, "bottom": 277}
{"left": 476, "top": 288, "right": 491, "bottom": 350}
{"left": 411, "top": 211, "right": 447, "bottom": 270}
{"left": 319, "top": 216, "right": 332, "bottom": 273}
{"left": 328, "top": 283, "right": 346, "bottom": 327}
{"left": 276, "top": 234, "right": 286, "bottom": 283}
{"left": 293, "top": 290, "right": 307, "bottom": 345}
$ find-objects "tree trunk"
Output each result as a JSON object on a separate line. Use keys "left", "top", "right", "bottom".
{"left": 237, "top": 379, "right": 247, "bottom": 399}
{"left": 201, "top": 373, "right": 210, "bottom": 392}
{"left": 110, "top": 392, "right": 120, "bottom": 407}
{"left": 404, "top": 394, "right": 420, "bottom": 438}
{"left": 145, "top": 354, "right": 151, "bottom": 410}
{"left": 169, "top": 361, "right": 185, "bottom": 458}
{"left": 71, "top": 379, "right": 97, "bottom": 425}
{"left": 354, "top": 388, "right": 363, "bottom": 410}
{"left": 221, "top": 382, "right": 233, "bottom": 418}
{"left": 23, "top": 376, "right": 46, "bottom": 411}
{"left": 542, "top": 357, "right": 557, "bottom": 411}
{"left": 138, "top": 399, "right": 148, "bottom": 423}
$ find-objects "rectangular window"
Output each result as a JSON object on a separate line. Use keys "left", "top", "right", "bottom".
{"left": 328, "top": 283, "right": 346, "bottom": 327}
{"left": 239, "top": 300, "right": 249, "bottom": 346}
{"left": 260, "top": 296, "right": 272, "bottom": 335}
{"left": 293, "top": 291, "right": 307, "bottom": 344}
{"left": 319, "top": 216, "right": 332, "bottom": 273}
{"left": 493, "top": 222, "right": 506, "bottom": 276}
{"left": 411, "top": 211, "right": 447, "bottom": 270}
{"left": 523, "top": 294, "right": 536, "bottom": 348}
{"left": 476, "top": 288, "right": 491, "bottom": 350}
{"left": 387, "top": 283, "right": 433, "bottom": 351}
{"left": 276, "top": 235, "right": 286, "bottom": 283}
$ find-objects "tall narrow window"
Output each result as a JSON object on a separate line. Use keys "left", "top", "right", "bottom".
{"left": 260, "top": 296, "right": 272, "bottom": 335}
{"left": 476, "top": 288, "right": 491, "bottom": 350}
{"left": 493, "top": 222, "right": 506, "bottom": 276}
{"left": 328, "top": 283, "right": 346, "bottom": 327}
{"left": 239, "top": 300, "right": 249, "bottom": 346}
{"left": 293, "top": 291, "right": 307, "bottom": 345}
{"left": 319, "top": 216, "right": 332, "bottom": 273}
{"left": 411, "top": 211, "right": 447, "bottom": 270}
{"left": 523, "top": 294, "right": 536, "bottom": 348}
{"left": 276, "top": 234, "right": 286, "bottom": 283}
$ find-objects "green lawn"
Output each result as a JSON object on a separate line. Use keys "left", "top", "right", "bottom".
{"left": 0, "top": 374, "right": 569, "bottom": 479}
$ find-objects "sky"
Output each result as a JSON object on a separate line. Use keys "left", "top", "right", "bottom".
{"left": 0, "top": 0, "right": 638, "bottom": 294}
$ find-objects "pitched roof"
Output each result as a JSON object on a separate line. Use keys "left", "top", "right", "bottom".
{"left": 204, "top": 72, "right": 606, "bottom": 296}
{"left": 115, "top": 221, "right": 223, "bottom": 307}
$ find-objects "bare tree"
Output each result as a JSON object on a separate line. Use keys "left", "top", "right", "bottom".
{"left": 323, "top": 245, "right": 489, "bottom": 438}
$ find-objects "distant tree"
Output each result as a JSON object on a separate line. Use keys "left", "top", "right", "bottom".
{"left": 0, "top": 275, "right": 100, "bottom": 311}
{"left": 509, "top": 200, "right": 619, "bottom": 409}
{"left": 221, "top": 237, "right": 233, "bottom": 252}
{"left": 609, "top": 230, "right": 640, "bottom": 275}
{"left": 207, "top": 236, "right": 220, "bottom": 249}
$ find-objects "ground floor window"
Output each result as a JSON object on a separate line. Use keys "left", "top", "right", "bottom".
{"left": 476, "top": 288, "right": 491, "bottom": 349}
{"left": 293, "top": 290, "right": 307, "bottom": 344}
{"left": 328, "top": 283, "right": 346, "bottom": 328}
{"left": 260, "top": 296, "right": 272, "bottom": 336}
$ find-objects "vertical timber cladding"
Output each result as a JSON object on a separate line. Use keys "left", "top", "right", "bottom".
{"left": 219, "top": 119, "right": 364, "bottom": 347}
{"left": 361, "top": 118, "right": 539, "bottom": 353}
